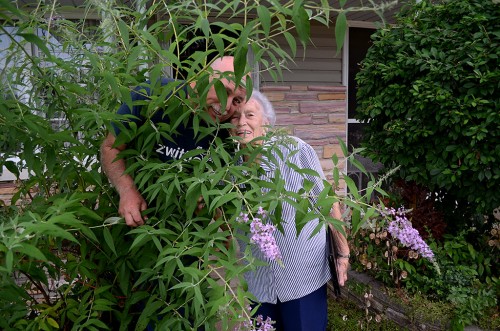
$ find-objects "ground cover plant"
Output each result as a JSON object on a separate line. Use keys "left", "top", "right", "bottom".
{"left": 327, "top": 295, "right": 406, "bottom": 331}
{"left": 0, "top": 0, "right": 399, "bottom": 330}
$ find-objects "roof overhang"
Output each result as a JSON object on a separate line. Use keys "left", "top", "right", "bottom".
{"left": 13, "top": 0, "right": 409, "bottom": 23}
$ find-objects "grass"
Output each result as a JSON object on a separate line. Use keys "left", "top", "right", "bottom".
{"left": 328, "top": 286, "right": 500, "bottom": 331}
{"left": 327, "top": 296, "right": 406, "bottom": 331}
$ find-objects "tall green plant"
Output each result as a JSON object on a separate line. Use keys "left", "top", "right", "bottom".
{"left": 0, "top": 0, "right": 397, "bottom": 329}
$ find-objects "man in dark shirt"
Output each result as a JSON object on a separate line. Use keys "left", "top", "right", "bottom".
{"left": 100, "top": 56, "right": 246, "bottom": 227}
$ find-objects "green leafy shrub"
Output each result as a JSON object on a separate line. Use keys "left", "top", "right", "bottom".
{"left": 0, "top": 0, "right": 395, "bottom": 329}
{"left": 356, "top": 0, "right": 500, "bottom": 215}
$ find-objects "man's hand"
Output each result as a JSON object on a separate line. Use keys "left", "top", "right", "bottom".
{"left": 119, "top": 187, "right": 148, "bottom": 227}
{"left": 101, "top": 133, "right": 148, "bottom": 227}
{"left": 336, "top": 257, "right": 349, "bottom": 286}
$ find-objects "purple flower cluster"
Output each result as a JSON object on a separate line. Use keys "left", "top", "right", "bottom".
{"left": 237, "top": 207, "right": 281, "bottom": 261}
{"left": 383, "top": 207, "right": 435, "bottom": 262}
{"left": 240, "top": 314, "right": 275, "bottom": 331}
{"left": 253, "top": 315, "right": 275, "bottom": 331}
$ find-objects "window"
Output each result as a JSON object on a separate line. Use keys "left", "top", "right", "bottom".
{"left": 0, "top": 20, "right": 100, "bottom": 181}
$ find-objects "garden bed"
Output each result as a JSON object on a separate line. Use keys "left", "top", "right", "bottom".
{"left": 327, "top": 270, "right": 492, "bottom": 331}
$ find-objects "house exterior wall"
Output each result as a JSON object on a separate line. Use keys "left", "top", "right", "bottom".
{"left": 259, "top": 23, "right": 348, "bottom": 192}
{"left": 260, "top": 22, "right": 343, "bottom": 87}
{"left": 261, "top": 84, "right": 347, "bottom": 191}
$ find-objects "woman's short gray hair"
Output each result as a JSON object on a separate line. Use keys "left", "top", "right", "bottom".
{"left": 249, "top": 90, "right": 276, "bottom": 126}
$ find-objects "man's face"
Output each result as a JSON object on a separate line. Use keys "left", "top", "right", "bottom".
{"left": 206, "top": 77, "right": 246, "bottom": 122}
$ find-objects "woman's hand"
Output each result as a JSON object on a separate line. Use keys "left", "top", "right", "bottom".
{"left": 336, "top": 257, "right": 349, "bottom": 286}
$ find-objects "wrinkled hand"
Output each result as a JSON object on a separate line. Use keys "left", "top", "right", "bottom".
{"left": 118, "top": 188, "right": 148, "bottom": 227}
{"left": 337, "top": 258, "right": 349, "bottom": 286}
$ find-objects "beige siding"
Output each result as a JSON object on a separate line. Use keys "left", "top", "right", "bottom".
{"left": 260, "top": 23, "right": 343, "bottom": 87}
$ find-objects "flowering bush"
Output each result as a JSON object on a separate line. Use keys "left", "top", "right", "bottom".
{"left": 350, "top": 205, "right": 499, "bottom": 329}
{"left": 351, "top": 206, "right": 439, "bottom": 287}
{"left": 0, "top": 0, "right": 392, "bottom": 329}
{"left": 383, "top": 207, "right": 435, "bottom": 262}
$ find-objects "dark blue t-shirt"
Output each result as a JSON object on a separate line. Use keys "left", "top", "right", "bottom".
{"left": 113, "top": 78, "right": 227, "bottom": 162}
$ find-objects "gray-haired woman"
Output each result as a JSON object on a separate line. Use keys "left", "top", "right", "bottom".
{"left": 229, "top": 90, "right": 349, "bottom": 331}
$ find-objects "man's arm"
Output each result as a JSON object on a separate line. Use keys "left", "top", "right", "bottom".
{"left": 330, "top": 201, "right": 350, "bottom": 286}
{"left": 100, "top": 133, "right": 147, "bottom": 227}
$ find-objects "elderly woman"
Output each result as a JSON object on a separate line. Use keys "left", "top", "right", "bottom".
{"left": 229, "top": 90, "right": 350, "bottom": 331}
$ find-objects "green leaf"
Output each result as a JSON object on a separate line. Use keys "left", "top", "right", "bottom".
{"left": 350, "top": 208, "right": 362, "bottom": 234}
{"left": 335, "top": 12, "right": 347, "bottom": 54}
{"left": 200, "top": 18, "right": 210, "bottom": 38}
{"left": 16, "top": 243, "right": 47, "bottom": 261}
{"left": 257, "top": 6, "right": 271, "bottom": 37}
{"left": 102, "top": 72, "right": 120, "bottom": 96}
{"left": 331, "top": 152, "right": 338, "bottom": 165}
{"left": 283, "top": 31, "right": 297, "bottom": 58}
{"left": 213, "top": 80, "right": 228, "bottom": 118}
{"left": 349, "top": 156, "right": 367, "bottom": 175}
{"left": 297, "top": 167, "right": 321, "bottom": 178}
{"left": 338, "top": 138, "right": 348, "bottom": 157}
{"left": 185, "top": 181, "right": 202, "bottom": 217}
{"left": 3, "top": 160, "right": 20, "bottom": 178}
{"left": 117, "top": 20, "right": 129, "bottom": 49}
{"left": 128, "top": 232, "right": 150, "bottom": 252}
{"left": 319, "top": 0, "right": 331, "bottom": 23}
{"left": 170, "top": 281, "right": 193, "bottom": 291}
{"left": 212, "top": 34, "right": 225, "bottom": 56}
{"left": 27, "top": 222, "right": 78, "bottom": 243}
{"left": 344, "top": 175, "right": 360, "bottom": 199}
{"left": 45, "top": 146, "right": 56, "bottom": 175}
{"left": 210, "top": 192, "right": 239, "bottom": 210}
{"left": 18, "top": 33, "right": 51, "bottom": 58}
{"left": 102, "top": 227, "right": 117, "bottom": 256}
{"left": 5, "top": 250, "right": 13, "bottom": 273}
{"left": 46, "top": 317, "right": 59, "bottom": 329}
{"left": 293, "top": 6, "right": 311, "bottom": 45}
{"left": 234, "top": 40, "right": 248, "bottom": 88}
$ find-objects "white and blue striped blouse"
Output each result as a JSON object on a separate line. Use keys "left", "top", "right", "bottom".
{"left": 241, "top": 136, "right": 331, "bottom": 304}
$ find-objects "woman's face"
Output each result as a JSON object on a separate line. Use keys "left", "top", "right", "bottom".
{"left": 229, "top": 99, "right": 268, "bottom": 146}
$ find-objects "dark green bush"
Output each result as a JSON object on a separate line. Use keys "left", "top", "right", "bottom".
{"left": 356, "top": 0, "right": 500, "bottom": 215}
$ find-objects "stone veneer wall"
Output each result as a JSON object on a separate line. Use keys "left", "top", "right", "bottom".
{"left": 260, "top": 85, "right": 347, "bottom": 186}
{"left": 0, "top": 182, "right": 17, "bottom": 206}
